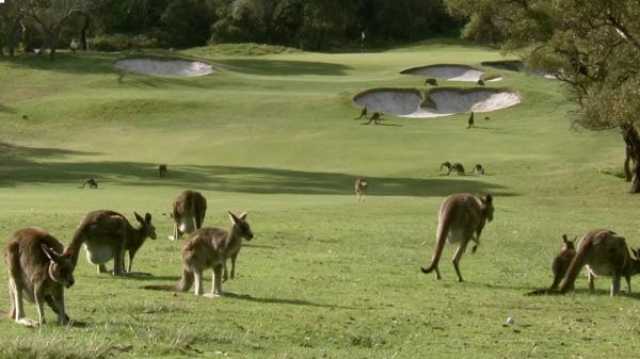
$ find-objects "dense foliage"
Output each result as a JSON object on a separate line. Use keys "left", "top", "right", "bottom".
{"left": 0, "top": 0, "right": 458, "bottom": 54}
{"left": 447, "top": 0, "right": 640, "bottom": 192}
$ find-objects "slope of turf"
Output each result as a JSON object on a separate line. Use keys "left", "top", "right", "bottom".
{"left": 0, "top": 41, "right": 636, "bottom": 358}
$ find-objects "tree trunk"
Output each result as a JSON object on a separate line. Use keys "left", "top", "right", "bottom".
{"left": 80, "top": 15, "right": 90, "bottom": 51}
{"left": 622, "top": 124, "right": 640, "bottom": 193}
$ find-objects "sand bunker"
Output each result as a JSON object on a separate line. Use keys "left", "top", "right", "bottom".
{"left": 401, "top": 64, "right": 501, "bottom": 82}
{"left": 354, "top": 88, "right": 521, "bottom": 118}
{"left": 114, "top": 58, "right": 214, "bottom": 77}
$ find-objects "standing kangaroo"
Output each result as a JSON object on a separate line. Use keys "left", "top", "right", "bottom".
{"left": 5, "top": 227, "right": 75, "bottom": 327}
{"left": 170, "top": 190, "right": 207, "bottom": 241}
{"left": 550, "top": 234, "right": 577, "bottom": 290}
{"left": 354, "top": 177, "right": 368, "bottom": 201}
{"left": 72, "top": 210, "right": 156, "bottom": 275}
{"left": 176, "top": 212, "right": 253, "bottom": 297}
{"left": 420, "top": 193, "right": 494, "bottom": 282}
{"left": 559, "top": 229, "right": 640, "bottom": 296}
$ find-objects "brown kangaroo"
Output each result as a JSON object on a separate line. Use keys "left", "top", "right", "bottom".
{"left": 170, "top": 190, "right": 207, "bottom": 241}
{"left": 354, "top": 177, "right": 368, "bottom": 201}
{"left": 158, "top": 164, "right": 168, "bottom": 178}
{"left": 5, "top": 227, "right": 75, "bottom": 327}
{"left": 549, "top": 234, "right": 577, "bottom": 291}
{"left": 421, "top": 193, "right": 494, "bottom": 282}
{"left": 441, "top": 162, "right": 465, "bottom": 176}
{"left": 176, "top": 212, "right": 253, "bottom": 297}
{"left": 559, "top": 229, "right": 640, "bottom": 296}
{"left": 526, "top": 234, "right": 577, "bottom": 296}
{"left": 70, "top": 210, "right": 156, "bottom": 275}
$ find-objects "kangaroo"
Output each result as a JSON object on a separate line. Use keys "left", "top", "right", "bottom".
{"left": 425, "top": 78, "right": 438, "bottom": 86}
{"left": 176, "top": 212, "right": 254, "bottom": 297}
{"left": 81, "top": 178, "right": 98, "bottom": 189}
{"left": 355, "top": 177, "right": 368, "bottom": 201}
{"left": 559, "top": 229, "right": 640, "bottom": 296}
{"left": 473, "top": 164, "right": 485, "bottom": 175}
{"left": 365, "top": 112, "right": 383, "bottom": 125}
{"left": 420, "top": 193, "right": 494, "bottom": 282}
{"left": 71, "top": 210, "right": 156, "bottom": 275}
{"left": 526, "top": 234, "right": 577, "bottom": 296}
{"left": 477, "top": 79, "right": 485, "bottom": 86}
{"left": 170, "top": 190, "right": 207, "bottom": 241}
{"left": 467, "top": 112, "right": 475, "bottom": 129}
{"left": 440, "top": 162, "right": 465, "bottom": 176}
{"left": 355, "top": 106, "right": 368, "bottom": 120}
{"left": 549, "top": 234, "right": 577, "bottom": 291}
{"left": 5, "top": 227, "right": 75, "bottom": 327}
{"left": 158, "top": 164, "right": 168, "bottom": 178}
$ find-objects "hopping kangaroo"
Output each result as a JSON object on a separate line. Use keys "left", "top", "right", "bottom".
{"left": 170, "top": 190, "right": 207, "bottom": 241}
{"left": 559, "top": 229, "right": 640, "bottom": 296}
{"left": 72, "top": 210, "right": 156, "bottom": 275}
{"left": 5, "top": 228, "right": 75, "bottom": 327}
{"left": 421, "top": 193, "right": 494, "bottom": 282}
{"left": 354, "top": 177, "right": 368, "bottom": 201}
{"left": 177, "top": 212, "right": 253, "bottom": 297}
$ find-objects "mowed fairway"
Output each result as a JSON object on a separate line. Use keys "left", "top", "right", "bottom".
{"left": 0, "top": 41, "right": 638, "bottom": 358}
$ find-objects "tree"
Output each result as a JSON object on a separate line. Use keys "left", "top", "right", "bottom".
{"left": 23, "top": 0, "right": 90, "bottom": 59}
{"left": 448, "top": 0, "right": 640, "bottom": 193}
{"left": 0, "top": 0, "right": 27, "bottom": 56}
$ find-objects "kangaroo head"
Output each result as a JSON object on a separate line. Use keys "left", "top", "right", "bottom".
{"left": 228, "top": 211, "right": 254, "bottom": 241}
{"left": 561, "top": 234, "right": 576, "bottom": 250}
{"left": 134, "top": 212, "right": 157, "bottom": 240}
{"left": 41, "top": 244, "right": 75, "bottom": 288}
{"left": 482, "top": 194, "right": 494, "bottom": 222}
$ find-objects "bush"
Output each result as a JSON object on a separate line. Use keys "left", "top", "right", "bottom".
{"left": 91, "top": 34, "right": 161, "bottom": 52}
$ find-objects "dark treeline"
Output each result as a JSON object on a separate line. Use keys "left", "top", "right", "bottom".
{"left": 0, "top": 0, "right": 458, "bottom": 57}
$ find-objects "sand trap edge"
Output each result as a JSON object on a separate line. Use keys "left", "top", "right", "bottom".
{"left": 114, "top": 56, "right": 216, "bottom": 77}
{"left": 352, "top": 86, "right": 522, "bottom": 118}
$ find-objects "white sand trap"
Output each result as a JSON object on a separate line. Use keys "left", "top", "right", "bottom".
{"left": 114, "top": 58, "right": 214, "bottom": 77}
{"left": 401, "top": 64, "right": 498, "bottom": 82}
{"left": 354, "top": 88, "right": 521, "bottom": 118}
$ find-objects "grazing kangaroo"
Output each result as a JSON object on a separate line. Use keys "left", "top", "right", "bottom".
{"left": 72, "top": 210, "right": 156, "bottom": 275}
{"left": 467, "top": 112, "right": 475, "bottom": 129}
{"left": 81, "top": 178, "right": 98, "bottom": 189}
{"left": 559, "top": 229, "right": 640, "bottom": 296}
{"left": 170, "top": 190, "right": 207, "bottom": 241}
{"left": 365, "top": 112, "right": 383, "bottom": 125}
{"left": 5, "top": 227, "right": 75, "bottom": 327}
{"left": 176, "top": 212, "right": 253, "bottom": 297}
{"left": 355, "top": 177, "right": 368, "bottom": 201}
{"left": 158, "top": 164, "right": 168, "bottom": 178}
{"left": 425, "top": 78, "right": 438, "bottom": 86}
{"left": 355, "top": 106, "right": 368, "bottom": 120}
{"left": 421, "top": 193, "right": 494, "bottom": 282}
{"left": 473, "top": 164, "right": 485, "bottom": 175}
{"left": 440, "top": 162, "right": 465, "bottom": 176}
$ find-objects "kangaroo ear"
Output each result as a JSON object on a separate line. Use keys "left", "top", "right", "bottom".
{"left": 228, "top": 211, "right": 239, "bottom": 224}
{"left": 145, "top": 213, "right": 152, "bottom": 223}
{"left": 134, "top": 212, "right": 144, "bottom": 224}
{"left": 484, "top": 194, "right": 493, "bottom": 204}
{"left": 41, "top": 244, "right": 61, "bottom": 262}
{"left": 239, "top": 212, "right": 248, "bottom": 220}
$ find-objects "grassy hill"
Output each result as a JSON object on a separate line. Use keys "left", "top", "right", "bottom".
{"left": 0, "top": 41, "right": 636, "bottom": 358}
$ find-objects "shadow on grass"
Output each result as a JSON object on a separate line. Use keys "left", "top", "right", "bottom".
{"left": 1, "top": 141, "right": 515, "bottom": 197}
{"left": 0, "top": 103, "right": 16, "bottom": 114}
{"left": 223, "top": 292, "right": 357, "bottom": 309}
{"left": 217, "top": 59, "right": 352, "bottom": 76}
{"left": 1, "top": 52, "right": 116, "bottom": 75}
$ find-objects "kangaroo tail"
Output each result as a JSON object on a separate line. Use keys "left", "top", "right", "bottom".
{"left": 559, "top": 240, "right": 592, "bottom": 293}
{"left": 176, "top": 269, "right": 194, "bottom": 292}
{"left": 421, "top": 209, "right": 450, "bottom": 274}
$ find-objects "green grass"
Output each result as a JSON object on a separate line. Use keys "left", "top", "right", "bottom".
{"left": 1, "top": 41, "right": 639, "bottom": 358}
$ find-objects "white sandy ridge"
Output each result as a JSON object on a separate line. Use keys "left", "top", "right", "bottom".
{"left": 114, "top": 58, "right": 214, "bottom": 77}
